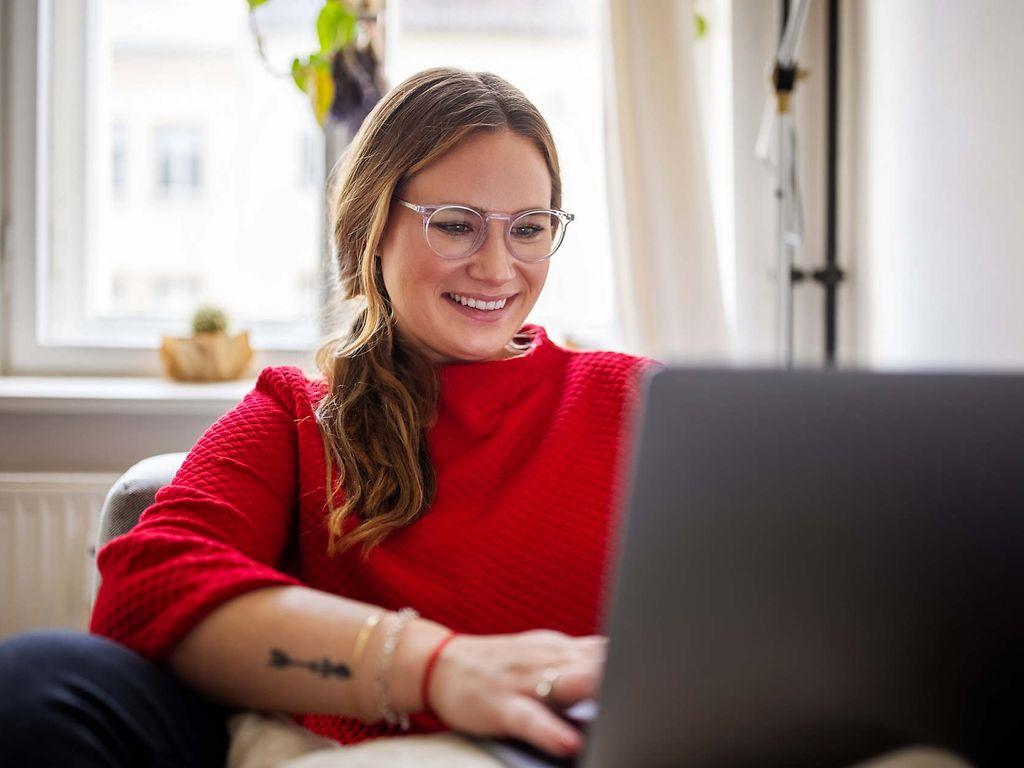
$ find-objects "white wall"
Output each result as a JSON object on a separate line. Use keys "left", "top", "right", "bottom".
{"left": 0, "top": 410, "right": 216, "bottom": 473}
{"left": 730, "top": 0, "right": 778, "bottom": 364}
{"left": 844, "top": 0, "right": 1024, "bottom": 370}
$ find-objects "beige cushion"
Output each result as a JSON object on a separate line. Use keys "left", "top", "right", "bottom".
{"left": 225, "top": 710, "right": 974, "bottom": 768}
{"left": 226, "top": 712, "right": 502, "bottom": 768}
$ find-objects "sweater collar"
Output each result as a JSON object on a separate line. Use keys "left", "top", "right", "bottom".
{"left": 307, "top": 325, "right": 563, "bottom": 412}
{"left": 437, "top": 324, "right": 564, "bottom": 407}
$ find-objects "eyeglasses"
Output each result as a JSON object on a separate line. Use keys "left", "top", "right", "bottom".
{"left": 395, "top": 198, "right": 575, "bottom": 263}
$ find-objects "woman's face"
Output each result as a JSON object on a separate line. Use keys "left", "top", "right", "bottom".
{"left": 379, "top": 130, "right": 552, "bottom": 364}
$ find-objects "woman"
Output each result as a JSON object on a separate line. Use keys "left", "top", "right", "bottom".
{"left": 0, "top": 68, "right": 655, "bottom": 766}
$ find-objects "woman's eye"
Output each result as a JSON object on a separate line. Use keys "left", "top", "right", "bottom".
{"left": 433, "top": 222, "right": 474, "bottom": 237}
{"left": 511, "top": 224, "right": 545, "bottom": 240}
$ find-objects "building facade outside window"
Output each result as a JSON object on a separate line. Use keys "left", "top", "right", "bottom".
{"left": 154, "top": 126, "right": 202, "bottom": 199}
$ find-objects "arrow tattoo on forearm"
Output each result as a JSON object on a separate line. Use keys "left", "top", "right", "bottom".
{"left": 268, "top": 648, "right": 352, "bottom": 679}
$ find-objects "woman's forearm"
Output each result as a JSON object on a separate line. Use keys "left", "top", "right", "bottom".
{"left": 166, "top": 584, "right": 450, "bottom": 719}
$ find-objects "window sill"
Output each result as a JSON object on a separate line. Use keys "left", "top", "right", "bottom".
{"left": 0, "top": 375, "right": 256, "bottom": 416}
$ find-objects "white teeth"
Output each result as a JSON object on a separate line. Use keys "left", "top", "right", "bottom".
{"left": 446, "top": 293, "right": 509, "bottom": 311}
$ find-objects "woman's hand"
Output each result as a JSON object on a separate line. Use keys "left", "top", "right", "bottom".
{"left": 426, "top": 630, "right": 606, "bottom": 758}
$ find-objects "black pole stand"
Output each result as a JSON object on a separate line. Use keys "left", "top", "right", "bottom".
{"left": 782, "top": 0, "right": 846, "bottom": 366}
{"left": 813, "top": 0, "right": 845, "bottom": 366}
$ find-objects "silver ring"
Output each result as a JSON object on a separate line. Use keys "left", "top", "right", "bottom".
{"left": 534, "top": 667, "right": 561, "bottom": 701}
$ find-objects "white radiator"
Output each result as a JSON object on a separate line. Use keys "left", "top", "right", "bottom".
{"left": 0, "top": 473, "right": 118, "bottom": 639}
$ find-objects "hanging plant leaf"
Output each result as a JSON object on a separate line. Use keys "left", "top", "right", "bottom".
{"left": 317, "top": 0, "right": 358, "bottom": 56}
{"left": 695, "top": 12, "right": 708, "bottom": 39}
{"left": 247, "top": 0, "right": 370, "bottom": 126}
{"left": 291, "top": 57, "right": 307, "bottom": 91}
{"left": 312, "top": 62, "right": 336, "bottom": 125}
{"left": 291, "top": 53, "right": 335, "bottom": 126}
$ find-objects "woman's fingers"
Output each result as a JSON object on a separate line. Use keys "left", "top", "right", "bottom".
{"left": 575, "top": 635, "right": 608, "bottom": 664}
{"left": 543, "top": 665, "right": 600, "bottom": 708}
{"left": 426, "top": 630, "right": 607, "bottom": 758}
{"left": 499, "top": 695, "right": 583, "bottom": 758}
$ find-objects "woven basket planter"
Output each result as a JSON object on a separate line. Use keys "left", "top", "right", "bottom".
{"left": 159, "top": 331, "right": 253, "bottom": 382}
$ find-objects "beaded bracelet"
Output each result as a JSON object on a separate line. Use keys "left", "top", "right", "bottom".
{"left": 374, "top": 607, "right": 419, "bottom": 730}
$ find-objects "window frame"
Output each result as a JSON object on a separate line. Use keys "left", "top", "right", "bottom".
{"left": 1, "top": 0, "right": 319, "bottom": 377}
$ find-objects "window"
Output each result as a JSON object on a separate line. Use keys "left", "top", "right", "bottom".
{"left": 110, "top": 122, "right": 126, "bottom": 198}
{"left": 299, "top": 129, "right": 322, "bottom": 189}
{"left": 3, "top": 0, "right": 620, "bottom": 376}
{"left": 5, "top": 0, "right": 324, "bottom": 374}
{"left": 154, "top": 126, "right": 202, "bottom": 198}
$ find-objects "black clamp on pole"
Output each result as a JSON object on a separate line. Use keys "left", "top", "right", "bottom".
{"left": 773, "top": 63, "right": 798, "bottom": 96}
{"left": 811, "top": 262, "right": 845, "bottom": 289}
{"left": 771, "top": 63, "right": 805, "bottom": 115}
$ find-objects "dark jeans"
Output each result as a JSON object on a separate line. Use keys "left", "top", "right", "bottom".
{"left": 0, "top": 629, "right": 231, "bottom": 767}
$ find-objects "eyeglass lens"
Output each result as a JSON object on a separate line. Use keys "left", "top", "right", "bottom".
{"left": 426, "top": 206, "right": 565, "bottom": 261}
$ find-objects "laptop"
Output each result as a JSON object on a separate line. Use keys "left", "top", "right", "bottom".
{"left": 482, "top": 367, "right": 1024, "bottom": 767}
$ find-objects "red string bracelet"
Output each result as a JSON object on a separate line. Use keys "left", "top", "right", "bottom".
{"left": 421, "top": 631, "right": 459, "bottom": 717}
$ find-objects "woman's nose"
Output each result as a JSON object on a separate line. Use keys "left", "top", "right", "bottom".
{"left": 467, "top": 222, "right": 517, "bottom": 283}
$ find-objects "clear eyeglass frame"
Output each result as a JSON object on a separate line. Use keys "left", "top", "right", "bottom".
{"left": 395, "top": 198, "right": 575, "bottom": 263}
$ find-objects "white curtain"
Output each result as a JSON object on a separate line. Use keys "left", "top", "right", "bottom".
{"left": 603, "top": 0, "right": 730, "bottom": 362}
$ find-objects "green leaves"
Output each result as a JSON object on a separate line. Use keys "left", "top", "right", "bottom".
{"left": 695, "top": 12, "right": 708, "bottom": 40}
{"left": 291, "top": 57, "right": 308, "bottom": 92}
{"left": 316, "top": 0, "right": 358, "bottom": 56}
{"left": 249, "top": 0, "right": 358, "bottom": 125}
{"left": 292, "top": 54, "right": 336, "bottom": 125}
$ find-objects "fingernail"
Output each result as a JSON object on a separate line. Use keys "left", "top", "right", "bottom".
{"left": 560, "top": 732, "right": 581, "bottom": 753}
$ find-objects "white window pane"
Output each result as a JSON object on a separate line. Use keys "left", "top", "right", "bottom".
{"left": 44, "top": 0, "right": 325, "bottom": 349}
{"left": 154, "top": 126, "right": 202, "bottom": 197}
{"left": 111, "top": 122, "right": 127, "bottom": 198}
{"left": 389, "top": 0, "right": 620, "bottom": 349}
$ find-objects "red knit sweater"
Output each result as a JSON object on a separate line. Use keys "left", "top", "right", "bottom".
{"left": 90, "top": 326, "right": 655, "bottom": 745}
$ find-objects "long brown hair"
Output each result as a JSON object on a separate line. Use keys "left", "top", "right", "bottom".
{"left": 314, "top": 68, "right": 562, "bottom": 555}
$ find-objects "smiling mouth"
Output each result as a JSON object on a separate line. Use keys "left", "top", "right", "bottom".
{"left": 443, "top": 292, "right": 516, "bottom": 312}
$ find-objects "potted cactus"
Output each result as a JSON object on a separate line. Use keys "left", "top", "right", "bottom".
{"left": 159, "top": 306, "right": 254, "bottom": 382}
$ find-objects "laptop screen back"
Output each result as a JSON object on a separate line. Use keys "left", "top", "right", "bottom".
{"left": 585, "top": 369, "right": 1024, "bottom": 768}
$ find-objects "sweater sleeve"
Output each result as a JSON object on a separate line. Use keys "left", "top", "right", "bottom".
{"left": 89, "top": 367, "right": 306, "bottom": 661}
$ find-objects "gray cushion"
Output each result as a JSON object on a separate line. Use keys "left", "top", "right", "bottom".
{"left": 97, "top": 452, "right": 187, "bottom": 547}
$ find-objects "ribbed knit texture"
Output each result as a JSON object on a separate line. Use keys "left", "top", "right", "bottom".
{"left": 90, "top": 325, "right": 656, "bottom": 746}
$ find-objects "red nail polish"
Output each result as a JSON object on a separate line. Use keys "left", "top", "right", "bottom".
{"left": 560, "top": 733, "right": 580, "bottom": 753}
